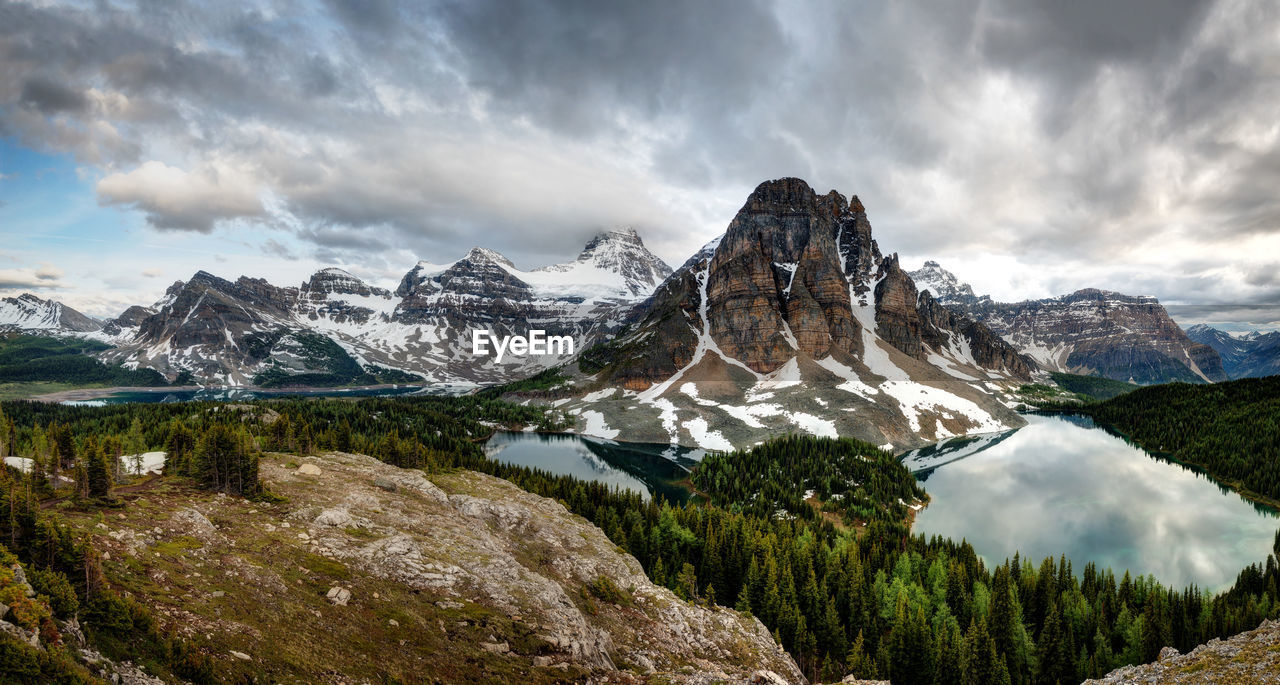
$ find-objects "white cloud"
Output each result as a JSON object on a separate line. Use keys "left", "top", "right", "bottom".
{"left": 97, "top": 160, "right": 264, "bottom": 232}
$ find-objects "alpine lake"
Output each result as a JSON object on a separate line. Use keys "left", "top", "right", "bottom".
{"left": 486, "top": 413, "right": 1278, "bottom": 592}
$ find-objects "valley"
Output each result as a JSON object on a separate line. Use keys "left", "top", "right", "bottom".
{"left": 0, "top": 371, "right": 1275, "bottom": 683}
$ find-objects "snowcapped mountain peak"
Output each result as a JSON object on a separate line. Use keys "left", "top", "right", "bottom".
{"left": 534, "top": 226, "right": 672, "bottom": 298}
{"left": 0, "top": 293, "right": 101, "bottom": 333}
{"left": 302, "top": 267, "right": 389, "bottom": 298}
{"left": 465, "top": 247, "right": 514, "bottom": 268}
{"left": 908, "top": 260, "right": 979, "bottom": 306}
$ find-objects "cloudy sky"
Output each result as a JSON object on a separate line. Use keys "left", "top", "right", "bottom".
{"left": 1, "top": 0, "right": 1278, "bottom": 330}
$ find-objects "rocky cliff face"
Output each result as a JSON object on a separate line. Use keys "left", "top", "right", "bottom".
{"left": 909, "top": 262, "right": 1226, "bottom": 384}
{"left": 561, "top": 178, "right": 1029, "bottom": 450}
{"left": 0, "top": 293, "right": 101, "bottom": 333}
{"left": 1186, "top": 324, "right": 1280, "bottom": 379}
{"left": 72, "top": 450, "right": 803, "bottom": 683}
{"left": 1085, "top": 619, "right": 1280, "bottom": 684}
{"left": 298, "top": 267, "right": 392, "bottom": 327}
{"left": 88, "top": 229, "right": 672, "bottom": 387}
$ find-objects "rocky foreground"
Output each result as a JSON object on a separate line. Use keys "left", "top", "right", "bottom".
{"left": 1084, "top": 619, "right": 1280, "bottom": 684}
{"left": 72, "top": 452, "right": 803, "bottom": 683}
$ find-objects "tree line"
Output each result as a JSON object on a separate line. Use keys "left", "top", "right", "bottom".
{"left": 1048, "top": 376, "right": 1280, "bottom": 503}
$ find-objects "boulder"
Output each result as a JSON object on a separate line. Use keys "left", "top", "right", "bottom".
{"left": 325, "top": 587, "right": 351, "bottom": 606}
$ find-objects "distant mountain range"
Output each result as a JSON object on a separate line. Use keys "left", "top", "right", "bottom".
{"left": 1185, "top": 324, "right": 1280, "bottom": 379}
{"left": 909, "top": 262, "right": 1226, "bottom": 384}
{"left": 1, "top": 227, "right": 672, "bottom": 388}
{"left": 6, "top": 177, "right": 1275, "bottom": 447}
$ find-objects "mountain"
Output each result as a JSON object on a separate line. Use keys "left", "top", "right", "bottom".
{"left": 100, "top": 305, "right": 155, "bottom": 337}
{"left": 909, "top": 262, "right": 1225, "bottom": 384}
{"left": 89, "top": 229, "right": 672, "bottom": 387}
{"left": 1186, "top": 324, "right": 1280, "bottom": 379}
{"left": 556, "top": 178, "right": 1031, "bottom": 450}
{"left": 0, "top": 293, "right": 102, "bottom": 333}
{"left": 909, "top": 260, "right": 985, "bottom": 307}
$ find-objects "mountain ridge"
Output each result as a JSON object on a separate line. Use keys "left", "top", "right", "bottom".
{"left": 908, "top": 262, "right": 1225, "bottom": 384}
{"left": 1186, "top": 323, "right": 1280, "bottom": 379}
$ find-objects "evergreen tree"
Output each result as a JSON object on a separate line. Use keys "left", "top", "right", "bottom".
{"left": 86, "top": 439, "right": 112, "bottom": 500}
{"left": 962, "top": 619, "right": 1010, "bottom": 685}
{"left": 1035, "top": 601, "right": 1067, "bottom": 685}
{"left": 675, "top": 562, "right": 698, "bottom": 601}
{"left": 846, "top": 630, "right": 877, "bottom": 679}
{"left": 0, "top": 406, "right": 9, "bottom": 458}
{"left": 192, "top": 424, "right": 260, "bottom": 496}
{"left": 163, "top": 420, "right": 196, "bottom": 476}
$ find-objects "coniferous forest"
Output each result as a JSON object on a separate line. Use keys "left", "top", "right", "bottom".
{"left": 0, "top": 394, "right": 1277, "bottom": 684}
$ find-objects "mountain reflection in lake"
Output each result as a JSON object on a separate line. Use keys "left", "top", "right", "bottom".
{"left": 484, "top": 431, "right": 705, "bottom": 504}
{"left": 903, "top": 413, "right": 1278, "bottom": 591}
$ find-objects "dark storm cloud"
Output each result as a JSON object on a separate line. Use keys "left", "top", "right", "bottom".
{"left": 432, "top": 0, "right": 787, "bottom": 139}
{"left": 2, "top": 0, "right": 1279, "bottom": 316}
{"left": 19, "top": 77, "right": 87, "bottom": 113}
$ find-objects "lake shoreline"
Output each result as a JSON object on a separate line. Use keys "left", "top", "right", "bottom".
{"left": 1032, "top": 408, "right": 1280, "bottom": 513}
{"left": 908, "top": 413, "right": 1278, "bottom": 591}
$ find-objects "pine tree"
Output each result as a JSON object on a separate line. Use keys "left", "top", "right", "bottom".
{"left": 86, "top": 439, "right": 112, "bottom": 500}
{"left": 846, "top": 629, "right": 877, "bottom": 679}
{"left": 193, "top": 424, "right": 260, "bottom": 496}
{"left": 1035, "top": 601, "right": 1066, "bottom": 685}
{"left": 936, "top": 620, "right": 963, "bottom": 685}
{"left": 0, "top": 406, "right": 9, "bottom": 458}
{"left": 735, "top": 581, "right": 753, "bottom": 614}
{"left": 164, "top": 420, "right": 196, "bottom": 475}
{"left": 962, "top": 619, "right": 1010, "bottom": 685}
{"left": 336, "top": 419, "right": 353, "bottom": 452}
{"left": 991, "top": 565, "right": 1024, "bottom": 684}
{"left": 675, "top": 562, "right": 698, "bottom": 601}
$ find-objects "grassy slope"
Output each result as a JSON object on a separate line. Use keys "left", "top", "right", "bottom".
{"left": 62, "top": 454, "right": 587, "bottom": 683}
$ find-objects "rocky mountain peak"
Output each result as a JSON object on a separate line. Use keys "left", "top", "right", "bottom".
{"left": 0, "top": 293, "right": 102, "bottom": 333}
{"left": 102, "top": 305, "right": 156, "bottom": 336}
{"left": 464, "top": 246, "right": 514, "bottom": 268}
{"left": 551, "top": 225, "right": 673, "bottom": 298}
{"left": 1185, "top": 323, "right": 1280, "bottom": 379}
{"left": 908, "top": 260, "right": 980, "bottom": 306}
{"left": 302, "top": 268, "right": 390, "bottom": 298}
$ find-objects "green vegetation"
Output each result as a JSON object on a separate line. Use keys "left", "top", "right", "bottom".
{"left": 251, "top": 332, "right": 423, "bottom": 387}
{"left": 1062, "top": 376, "right": 1280, "bottom": 504}
{"left": 478, "top": 366, "right": 570, "bottom": 398}
{"left": 692, "top": 435, "right": 926, "bottom": 526}
{"left": 1048, "top": 372, "right": 1138, "bottom": 401}
{"left": 1016, "top": 372, "right": 1139, "bottom": 407}
{"left": 0, "top": 334, "right": 167, "bottom": 388}
{"left": 0, "top": 389, "right": 1277, "bottom": 683}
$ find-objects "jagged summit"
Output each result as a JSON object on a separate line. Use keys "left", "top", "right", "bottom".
{"left": 464, "top": 246, "right": 515, "bottom": 268}
{"left": 531, "top": 228, "right": 672, "bottom": 299}
{"left": 302, "top": 267, "right": 390, "bottom": 303}
{"left": 0, "top": 293, "right": 102, "bottom": 333}
{"left": 88, "top": 227, "right": 673, "bottom": 387}
{"left": 1186, "top": 323, "right": 1280, "bottom": 379}
{"left": 569, "top": 177, "right": 1030, "bottom": 450}
{"left": 909, "top": 260, "right": 981, "bottom": 306}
